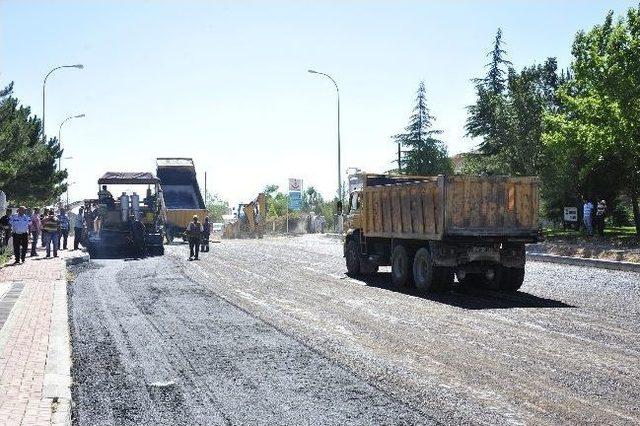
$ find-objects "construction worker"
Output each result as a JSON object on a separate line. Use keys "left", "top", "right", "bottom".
{"left": 187, "top": 215, "right": 202, "bottom": 261}
{"left": 98, "top": 185, "right": 114, "bottom": 208}
{"left": 201, "top": 217, "right": 211, "bottom": 252}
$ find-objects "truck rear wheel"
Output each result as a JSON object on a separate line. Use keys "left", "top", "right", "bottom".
{"left": 345, "top": 240, "right": 361, "bottom": 275}
{"left": 413, "top": 248, "right": 435, "bottom": 292}
{"left": 413, "top": 248, "right": 452, "bottom": 293}
{"left": 391, "top": 245, "right": 412, "bottom": 288}
{"left": 500, "top": 267, "right": 525, "bottom": 292}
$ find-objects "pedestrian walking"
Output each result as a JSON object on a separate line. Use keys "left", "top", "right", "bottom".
{"left": 594, "top": 200, "right": 607, "bottom": 237}
{"left": 57, "top": 208, "right": 70, "bottom": 250}
{"left": 9, "top": 206, "right": 30, "bottom": 264}
{"left": 201, "top": 217, "right": 211, "bottom": 252}
{"left": 73, "top": 206, "right": 85, "bottom": 250}
{"left": 0, "top": 208, "right": 11, "bottom": 247}
{"left": 29, "top": 208, "right": 42, "bottom": 257}
{"left": 42, "top": 210, "right": 61, "bottom": 258}
{"left": 583, "top": 199, "right": 595, "bottom": 236}
{"left": 187, "top": 215, "right": 202, "bottom": 261}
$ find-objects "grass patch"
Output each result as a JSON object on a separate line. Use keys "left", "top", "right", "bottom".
{"left": 544, "top": 226, "right": 637, "bottom": 239}
{"left": 542, "top": 226, "right": 639, "bottom": 250}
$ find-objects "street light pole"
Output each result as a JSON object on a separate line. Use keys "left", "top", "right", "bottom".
{"left": 66, "top": 182, "right": 76, "bottom": 207}
{"left": 42, "top": 64, "right": 84, "bottom": 141}
{"left": 58, "top": 114, "right": 85, "bottom": 171}
{"left": 308, "top": 69, "right": 343, "bottom": 232}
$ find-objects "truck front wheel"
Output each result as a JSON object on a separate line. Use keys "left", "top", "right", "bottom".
{"left": 391, "top": 245, "right": 412, "bottom": 288}
{"left": 500, "top": 267, "right": 525, "bottom": 292}
{"left": 345, "top": 240, "right": 361, "bottom": 275}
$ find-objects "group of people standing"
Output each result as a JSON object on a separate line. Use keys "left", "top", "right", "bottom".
{"left": 582, "top": 199, "right": 607, "bottom": 237}
{"left": 0, "top": 206, "right": 80, "bottom": 265}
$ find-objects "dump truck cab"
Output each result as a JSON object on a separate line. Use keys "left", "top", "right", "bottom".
{"left": 85, "top": 172, "right": 167, "bottom": 258}
{"left": 344, "top": 173, "right": 539, "bottom": 293}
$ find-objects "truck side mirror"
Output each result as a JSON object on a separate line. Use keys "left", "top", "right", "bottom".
{"left": 336, "top": 201, "right": 343, "bottom": 216}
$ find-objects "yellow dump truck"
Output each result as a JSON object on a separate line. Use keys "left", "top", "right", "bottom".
{"left": 156, "top": 158, "right": 207, "bottom": 242}
{"left": 343, "top": 174, "right": 540, "bottom": 293}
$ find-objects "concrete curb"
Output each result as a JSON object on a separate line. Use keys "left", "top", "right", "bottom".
{"left": 527, "top": 252, "right": 640, "bottom": 273}
{"left": 323, "top": 233, "right": 343, "bottom": 240}
{"left": 65, "top": 253, "right": 89, "bottom": 266}
{"left": 44, "top": 279, "right": 73, "bottom": 425}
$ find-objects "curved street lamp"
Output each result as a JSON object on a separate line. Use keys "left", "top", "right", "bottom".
{"left": 58, "top": 114, "right": 85, "bottom": 171}
{"left": 42, "top": 64, "right": 84, "bottom": 140}
{"left": 66, "top": 181, "right": 76, "bottom": 207}
{"left": 308, "top": 69, "right": 343, "bottom": 232}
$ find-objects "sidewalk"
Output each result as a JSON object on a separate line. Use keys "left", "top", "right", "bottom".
{"left": 0, "top": 247, "right": 82, "bottom": 426}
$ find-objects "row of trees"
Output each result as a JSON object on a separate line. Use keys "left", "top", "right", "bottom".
{"left": 0, "top": 83, "right": 66, "bottom": 205}
{"left": 392, "top": 5, "right": 640, "bottom": 233}
{"left": 263, "top": 184, "right": 336, "bottom": 228}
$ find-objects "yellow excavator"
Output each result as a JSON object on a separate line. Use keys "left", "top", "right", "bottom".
{"left": 223, "top": 193, "right": 266, "bottom": 239}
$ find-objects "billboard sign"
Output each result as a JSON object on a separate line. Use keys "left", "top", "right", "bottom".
{"left": 289, "top": 191, "right": 302, "bottom": 211}
{"left": 289, "top": 178, "right": 303, "bottom": 192}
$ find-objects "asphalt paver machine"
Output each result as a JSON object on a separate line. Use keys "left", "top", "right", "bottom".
{"left": 85, "top": 172, "right": 167, "bottom": 258}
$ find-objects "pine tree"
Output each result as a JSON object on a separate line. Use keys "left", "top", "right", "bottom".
{"left": 392, "top": 82, "right": 452, "bottom": 175}
{"left": 484, "top": 28, "right": 512, "bottom": 94}
{"left": 466, "top": 28, "right": 513, "bottom": 156}
{"left": 0, "top": 82, "right": 66, "bottom": 205}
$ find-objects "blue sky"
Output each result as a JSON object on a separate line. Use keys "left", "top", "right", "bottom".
{"left": 1, "top": 0, "right": 635, "bottom": 206}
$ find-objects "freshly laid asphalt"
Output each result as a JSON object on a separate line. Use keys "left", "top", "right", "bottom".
{"left": 69, "top": 235, "right": 640, "bottom": 425}
{"left": 68, "top": 251, "right": 429, "bottom": 425}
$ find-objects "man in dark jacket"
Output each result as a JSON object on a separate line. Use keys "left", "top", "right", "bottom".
{"left": 201, "top": 217, "right": 211, "bottom": 252}
{"left": 0, "top": 208, "right": 11, "bottom": 247}
{"left": 187, "top": 215, "right": 202, "bottom": 260}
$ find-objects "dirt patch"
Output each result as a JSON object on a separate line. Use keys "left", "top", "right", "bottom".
{"left": 528, "top": 238, "right": 640, "bottom": 263}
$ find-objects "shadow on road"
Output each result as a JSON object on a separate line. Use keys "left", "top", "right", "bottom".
{"left": 351, "top": 272, "right": 575, "bottom": 310}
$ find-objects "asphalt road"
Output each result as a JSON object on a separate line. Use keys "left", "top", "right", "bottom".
{"left": 69, "top": 235, "right": 640, "bottom": 425}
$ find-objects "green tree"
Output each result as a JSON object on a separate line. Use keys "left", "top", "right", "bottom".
{"left": 0, "top": 83, "right": 66, "bottom": 205}
{"left": 204, "top": 191, "right": 230, "bottom": 222}
{"left": 302, "top": 186, "right": 324, "bottom": 214}
{"left": 392, "top": 81, "right": 452, "bottom": 175}
{"left": 543, "top": 6, "right": 640, "bottom": 233}
{"left": 263, "top": 184, "right": 288, "bottom": 217}
{"left": 465, "top": 29, "right": 564, "bottom": 178}
{"left": 466, "top": 29, "right": 512, "bottom": 157}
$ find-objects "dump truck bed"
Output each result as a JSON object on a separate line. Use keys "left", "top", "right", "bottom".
{"left": 360, "top": 175, "right": 539, "bottom": 240}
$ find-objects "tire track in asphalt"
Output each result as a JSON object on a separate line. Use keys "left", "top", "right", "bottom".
{"left": 69, "top": 255, "right": 432, "bottom": 425}
{"left": 181, "top": 236, "right": 640, "bottom": 425}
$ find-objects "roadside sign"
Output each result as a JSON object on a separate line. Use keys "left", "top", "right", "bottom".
{"left": 289, "top": 191, "right": 302, "bottom": 211}
{"left": 564, "top": 207, "right": 578, "bottom": 222}
{"left": 289, "top": 178, "right": 303, "bottom": 192}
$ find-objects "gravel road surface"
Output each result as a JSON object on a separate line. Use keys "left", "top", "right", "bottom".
{"left": 69, "top": 234, "right": 640, "bottom": 425}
